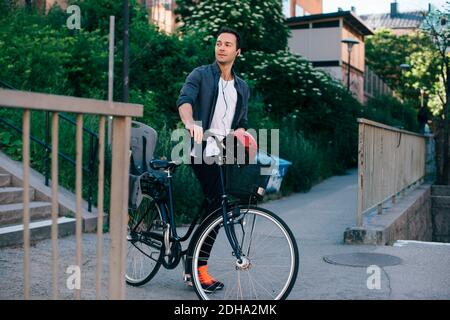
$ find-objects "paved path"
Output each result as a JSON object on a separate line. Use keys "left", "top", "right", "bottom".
{"left": 1, "top": 168, "right": 450, "bottom": 299}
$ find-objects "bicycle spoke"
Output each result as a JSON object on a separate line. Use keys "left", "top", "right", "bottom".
{"left": 223, "top": 273, "right": 238, "bottom": 300}
{"left": 252, "top": 263, "right": 292, "bottom": 268}
{"left": 140, "top": 250, "right": 144, "bottom": 279}
{"left": 245, "top": 213, "right": 257, "bottom": 257}
{"left": 246, "top": 226, "right": 279, "bottom": 256}
{"left": 130, "top": 240, "right": 160, "bottom": 263}
{"left": 248, "top": 238, "right": 289, "bottom": 259}
{"left": 237, "top": 270, "right": 243, "bottom": 300}
{"left": 247, "top": 272, "right": 277, "bottom": 299}
{"left": 197, "top": 254, "right": 234, "bottom": 263}
{"left": 247, "top": 269, "right": 259, "bottom": 299}
{"left": 252, "top": 266, "right": 284, "bottom": 290}
{"left": 125, "top": 194, "right": 163, "bottom": 285}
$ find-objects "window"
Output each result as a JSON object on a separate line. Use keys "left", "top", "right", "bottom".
{"left": 312, "top": 20, "right": 340, "bottom": 28}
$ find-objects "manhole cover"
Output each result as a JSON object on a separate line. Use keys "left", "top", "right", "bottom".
{"left": 323, "top": 253, "right": 402, "bottom": 267}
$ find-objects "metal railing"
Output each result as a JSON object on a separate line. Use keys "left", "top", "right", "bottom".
{"left": 0, "top": 88, "right": 143, "bottom": 299}
{"left": 357, "top": 118, "right": 426, "bottom": 227}
{"left": 0, "top": 80, "right": 99, "bottom": 212}
{"left": 364, "top": 66, "right": 393, "bottom": 99}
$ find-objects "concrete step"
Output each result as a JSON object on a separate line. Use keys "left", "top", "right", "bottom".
{"left": 0, "top": 187, "right": 35, "bottom": 205}
{"left": 431, "top": 196, "right": 450, "bottom": 208}
{"left": 0, "top": 202, "right": 52, "bottom": 226}
{"left": 0, "top": 217, "right": 76, "bottom": 248}
{"left": 431, "top": 185, "right": 450, "bottom": 197}
{"left": 0, "top": 174, "right": 11, "bottom": 187}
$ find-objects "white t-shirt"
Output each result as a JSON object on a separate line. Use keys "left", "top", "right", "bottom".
{"left": 191, "top": 77, "right": 237, "bottom": 158}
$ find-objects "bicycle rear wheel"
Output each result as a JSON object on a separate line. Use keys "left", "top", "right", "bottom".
{"left": 125, "top": 194, "right": 163, "bottom": 286}
{"left": 190, "top": 206, "right": 299, "bottom": 300}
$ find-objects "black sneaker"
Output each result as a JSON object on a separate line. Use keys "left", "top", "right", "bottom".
{"left": 184, "top": 266, "right": 225, "bottom": 294}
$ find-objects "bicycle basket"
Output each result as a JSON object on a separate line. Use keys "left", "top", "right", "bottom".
{"left": 225, "top": 161, "right": 272, "bottom": 201}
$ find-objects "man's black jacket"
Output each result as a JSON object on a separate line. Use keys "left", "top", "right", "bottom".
{"left": 176, "top": 61, "right": 249, "bottom": 131}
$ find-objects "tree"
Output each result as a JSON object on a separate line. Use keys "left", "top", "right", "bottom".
{"left": 365, "top": 29, "right": 441, "bottom": 112}
{"left": 422, "top": 3, "right": 450, "bottom": 184}
{"left": 174, "top": 0, "right": 290, "bottom": 53}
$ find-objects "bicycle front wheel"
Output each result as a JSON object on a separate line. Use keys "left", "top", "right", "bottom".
{"left": 191, "top": 206, "right": 299, "bottom": 300}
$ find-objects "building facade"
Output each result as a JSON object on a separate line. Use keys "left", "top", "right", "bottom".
{"left": 286, "top": 11, "right": 373, "bottom": 103}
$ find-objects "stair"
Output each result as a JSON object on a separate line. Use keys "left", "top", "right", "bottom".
{"left": 0, "top": 171, "right": 75, "bottom": 247}
{"left": 0, "top": 173, "right": 11, "bottom": 187}
{"left": 431, "top": 185, "right": 450, "bottom": 243}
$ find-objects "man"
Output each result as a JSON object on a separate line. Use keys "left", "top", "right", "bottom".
{"left": 176, "top": 27, "right": 250, "bottom": 292}
{"left": 417, "top": 105, "right": 429, "bottom": 135}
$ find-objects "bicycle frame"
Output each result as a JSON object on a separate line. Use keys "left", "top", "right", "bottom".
{"left": 158, "top": 155, "right": 245, "bottom": 263}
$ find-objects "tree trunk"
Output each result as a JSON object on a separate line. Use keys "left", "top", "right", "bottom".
{"left": 435, "top": 57, "right": 450, "bottom": 185}
{"left": 440, "top": 58, "right": 450, "bottom": 185}
{"left": 442, "top": 121, "right": 450, "bottom": 185}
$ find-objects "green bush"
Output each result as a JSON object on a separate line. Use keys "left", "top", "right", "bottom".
{"left": 278, "top": 123, "right": 324, "bottom": 194}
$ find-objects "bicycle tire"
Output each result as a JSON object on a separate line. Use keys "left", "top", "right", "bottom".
{"left": 189, "top": 205, "right": 299, "bottom": 300}
{"left": 125, "top": 194, "right": 164, "bottom": 287}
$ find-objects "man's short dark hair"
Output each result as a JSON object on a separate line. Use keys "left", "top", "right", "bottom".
{"left": 217, "top": 27, "right": 241, "bottom": 50}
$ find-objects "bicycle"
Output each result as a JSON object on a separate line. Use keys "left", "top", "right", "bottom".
{"left": 125, "top": 131, "right": 299, "bottom": 300}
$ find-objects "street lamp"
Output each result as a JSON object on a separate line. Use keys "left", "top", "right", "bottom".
{"left": 420, "top": 88, "right": 425, "bottom": 107}
{"left": 399, "top": 63, "right": 412, "bottom": 129}
{"left": 400, "top": 63, "right": 411, "bottom": 71}
{"left": 341, "top": 38, "right": 359, "bottom": 91}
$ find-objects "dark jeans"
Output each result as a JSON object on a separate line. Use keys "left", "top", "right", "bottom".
{"left": 190, "top": 156, "right": 222, "bottom": 267}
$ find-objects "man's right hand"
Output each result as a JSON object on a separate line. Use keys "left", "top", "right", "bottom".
{"left": 186, "top": 122, "right": 204, "bottom": 144}
{"left": 178, "top": 103, "right": 203, "bottom": 144}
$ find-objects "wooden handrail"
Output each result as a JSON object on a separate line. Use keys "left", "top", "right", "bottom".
{"left": 0, "top": 89, "right": 143, "bottom": 117}
{"left": 358, "top": 118, "right": 425, "bottom": 138}
{"left": 357, "top": 118, "right": 426, "bottom": 227}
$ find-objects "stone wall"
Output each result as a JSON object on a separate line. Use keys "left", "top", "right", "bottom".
{"left": 432, "top": 185, "right": 450, "bottom": 243}
{"left": 383, "top": 185, "right": 433, "bottom": 244}
{"left": 344, "top": 184, "right": 450, "bottom": 245}
{"left": 344, "top": 184, "right": 433, "bottom": 245}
